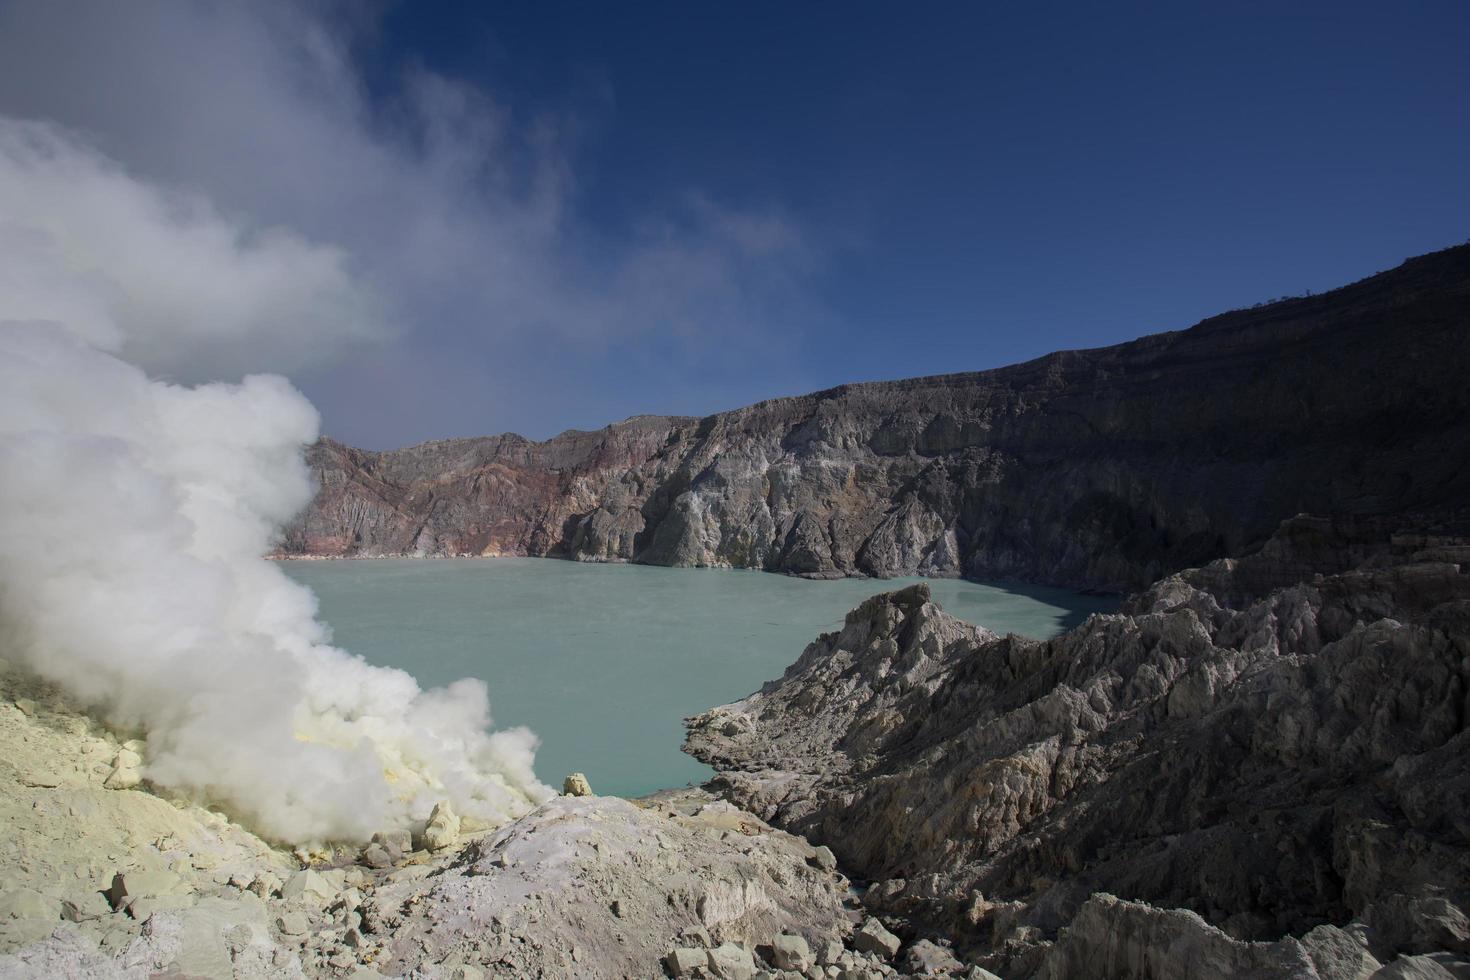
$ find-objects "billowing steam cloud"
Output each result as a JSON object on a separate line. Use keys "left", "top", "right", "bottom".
{"left": 0, "top": 1, "right": 822, "bottom": 449}
{"left": 0, "top": 118, "right": 551, "bottom": 843}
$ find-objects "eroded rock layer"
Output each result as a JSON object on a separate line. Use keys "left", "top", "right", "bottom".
{"left": 281, "top": 245, "right": 1470, "bottom": 590}
{"left": 685, "top": 513, "right": 1470, "bottom": 977}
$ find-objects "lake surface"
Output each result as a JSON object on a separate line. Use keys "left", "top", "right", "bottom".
{"left": 282, "top": 558, "right": 1117, "bottom": 798}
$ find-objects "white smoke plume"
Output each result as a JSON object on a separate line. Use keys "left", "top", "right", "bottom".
{"left": 0, "top": 1, "right": 822, "bottom": 449}
{"left": 0, "top": 118, "right": 552, "bottom": 844}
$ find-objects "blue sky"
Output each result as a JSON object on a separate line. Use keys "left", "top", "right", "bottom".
{"left": 2, "top": 2, "right": 1467, "bottom": 447}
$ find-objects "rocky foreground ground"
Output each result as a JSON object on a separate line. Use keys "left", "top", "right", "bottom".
{"left": 688, "top": 513, "right": 1470, "bottom": 979}
{"left": 3, "top": 513, "right": 1468, "bottom": 978}
{"left": 0, "top": 663, "right": 940, "bottom": 979}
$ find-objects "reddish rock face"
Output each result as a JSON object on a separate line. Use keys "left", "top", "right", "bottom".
{"left": 277, "top": 244, "right": 1470, "bottom": 591}
{"left": 277, "top": 417, "right": 693, "bottom": 563}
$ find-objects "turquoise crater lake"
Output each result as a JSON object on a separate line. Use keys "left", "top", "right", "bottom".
{"left": 281, "top": 558, "right": 1117, "bottom": 798}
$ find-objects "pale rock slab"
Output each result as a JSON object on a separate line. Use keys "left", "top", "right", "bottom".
{"left": 707, "top": 940, "right": 758, "bottom": 979}
{"left": 422, "top": 801, "right": 460, "bottom": 851}
{"left": 772, "top": 933, "right": 814, "bottom": 971}
{"left": 853, "top": 918, "right": 901, "bottom": 959}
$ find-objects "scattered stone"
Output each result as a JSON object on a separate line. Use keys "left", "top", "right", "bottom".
{"left": 811, "top": 846, "right": 837, "bottom": 872}
{"left": 423, "top": 801, "right": 461, "bottom": 851}
{"left": 666, "top": 946, "right": 707, "bottom": 977}
{"left": 104, "top": 759, "right": 142, "bottom": 789}
{"left": 372, "top": 829, "right": 412, "bottom": 859}
{"left": 904, "top": 938, "right": 963, "bottom": 974}
{"left": 360, "top": 843, "right": 393, "bottom": 869}
{"left": 818, "top": 940, "right": 845, "bottom": 966}
{"left": 678, "top": 924, "right": 714, "bottom": 948}
{"left": 707, "top": 941, "right": 758, "bottom": 980}
{"left": 247, "top": 872, "right": 282, "bottom": 899}
{"left": 563, "top": 772, "right": 593, "bottom": 797}
{"left": 103, "top": 749, "right": 142, "bottom": 790}
{"left": 275, "top": 910, "right": 310, "bottom": 937}
{"left": 772, "top": 933, "right": 814, "bottom": 971}
{"left": 14, "top": 699, "right": 36, "bottom": 717}
{"left": 853, "top": 918, "right": 901, "bottom": 959}
{"left": 281, "top": 869, "right": 338, "bottom": 907}
{"left": 337, "top": 887, "right": 363, "bottom": 914}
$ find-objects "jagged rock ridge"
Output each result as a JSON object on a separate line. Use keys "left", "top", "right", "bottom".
{"left": 684, "top": 513, "right": 1470, "bottom": 977}
{"left": 281, "top": 244, "right": 1470, "bottom": 590}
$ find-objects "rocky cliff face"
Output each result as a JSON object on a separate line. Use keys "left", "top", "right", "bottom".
{"left": 280, "top": 244, "right": 1470, "bottom": 591}
{"left": 684, "top": 513, "right": 1470, "bottom": 977}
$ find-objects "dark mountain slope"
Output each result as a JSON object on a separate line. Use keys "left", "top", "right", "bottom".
{"left": 280, "top": 244, "right": 1470, "bottom": 591}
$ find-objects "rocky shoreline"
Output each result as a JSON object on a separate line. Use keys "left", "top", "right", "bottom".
{"left": 2, "top": 512, "right": 1466, "bottom": 978}
{"left": 687, "top": 512, "right": 1470, "bottom": 979}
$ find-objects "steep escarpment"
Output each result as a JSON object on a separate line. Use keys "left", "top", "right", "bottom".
{"left": 685, "top": 513, "right": 1470, "bottom": 977}
{"left": 281, "top": 244, "right": 1470, "bottom": 590}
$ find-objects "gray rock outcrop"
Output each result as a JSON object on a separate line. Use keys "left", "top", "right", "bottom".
{"left": 686, "top": 513, "right": 1470, "bottom": 976}
{"left": 357, "top": 791, "right": 851, "bottom": 979}
{"left": 854, "top": 917, "right": 902, "bottom": 960}
{"left": 771, "top": 932, "right": 814, "bottom": 971}
{"left": 278, "top": 244, "right": 1470, "bottom": 592}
